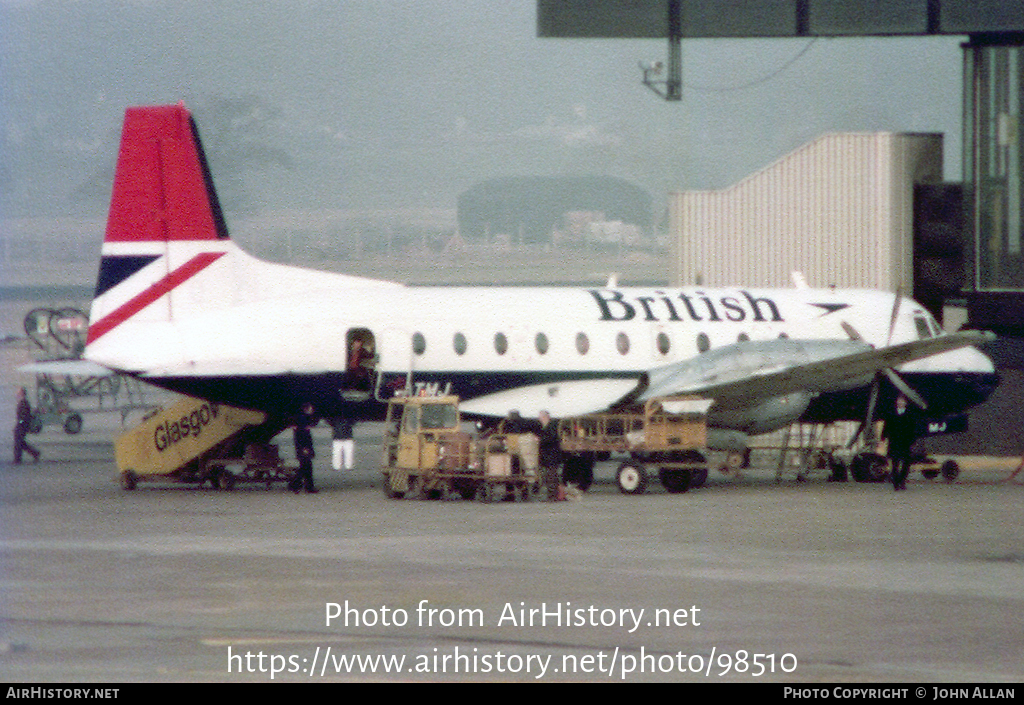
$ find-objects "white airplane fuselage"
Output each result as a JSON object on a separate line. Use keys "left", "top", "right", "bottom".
{"left": 84, "top": 240, "right": 997, "bottom": 436}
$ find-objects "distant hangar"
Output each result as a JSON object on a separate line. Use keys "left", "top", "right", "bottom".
{"left": 457, "top": 176, "right": 652, "bottom": 246}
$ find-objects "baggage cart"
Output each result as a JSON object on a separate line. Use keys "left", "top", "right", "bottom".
{"left": 558, "top": 396, "right": 710, "bottom": 494}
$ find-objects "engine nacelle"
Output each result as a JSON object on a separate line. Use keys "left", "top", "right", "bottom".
{"left": 645, "top": 338, "right": 873, "bottom": 435}
{"left": 709, "top": 390, "right": 814, "bottom": 435}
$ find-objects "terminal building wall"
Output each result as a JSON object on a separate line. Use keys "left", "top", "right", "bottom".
{"left": 667, "top": 132, "right": 1021, "bottom": 456}
{"left": 669, "top": 132, "right": 943, "bottom": 291}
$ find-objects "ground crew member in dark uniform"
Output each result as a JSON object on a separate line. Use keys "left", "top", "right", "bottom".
{"left": 289, "top": 402, "right": 319, "bottom": 493}
{"left": 537, "top": 410, "right": 562, "bottom": 501}
{"left": 502, "top": 409, "right": 534, "bottom": 434}
{"left": 13, "top": 387, "right": 40, "bottom": 464}
{"left": 884, "top": 395, "right": 917, "bottom": 492}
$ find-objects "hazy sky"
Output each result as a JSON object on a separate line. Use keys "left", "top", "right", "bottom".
{"left": 0, "top": 0, "right": 965, "bottom": 217}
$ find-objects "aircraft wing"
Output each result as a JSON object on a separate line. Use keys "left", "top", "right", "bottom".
{"left": 19, "top": 359, "right": 116, "bottom": 377}
{"left": 639, "top": 330, "right": 996, "bottom": 403}
{"left": 459, "top": 378, "right": 641, "bottom": 419}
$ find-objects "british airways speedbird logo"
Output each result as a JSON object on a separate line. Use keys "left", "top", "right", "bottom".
{"left": 809, "top": 303, "right": 850, "bottom": 316}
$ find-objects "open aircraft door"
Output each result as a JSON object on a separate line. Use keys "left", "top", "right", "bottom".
{"left": 342, "top": 327, "right": 378, "bottom": 400}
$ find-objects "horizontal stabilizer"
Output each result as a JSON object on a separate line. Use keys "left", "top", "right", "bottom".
{"left": 20, "top": 359, "right": 115, "bottom": 377}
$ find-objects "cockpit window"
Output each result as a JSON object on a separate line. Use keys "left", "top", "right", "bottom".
{"left": 914, "top": 315, "right": 933, "bottom": 340}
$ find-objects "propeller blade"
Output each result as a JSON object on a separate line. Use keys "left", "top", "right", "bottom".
{"left": 863, "top": 374, "right": 880, "bottom": 442}
{"left": 848, "top": 373, "right": 882, "bottom": 448}
{"left": 841, "top": 321, "right": 863, "bottom": 341}
{"left": 882, "top": 367, "right": 928, "bottom": 410}
{"left": 886, "top": 288, "right": 903, "bottom": 346}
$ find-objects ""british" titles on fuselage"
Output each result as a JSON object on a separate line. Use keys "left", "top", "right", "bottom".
{"left": 589, "top": 289, "right": 784, "bottom": 323}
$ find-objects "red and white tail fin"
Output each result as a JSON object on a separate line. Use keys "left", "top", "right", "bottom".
{"left": 88, "top": 103, "right": 232, "bottom": 345}
{"left": 87, "top": 102, "right": 399, "bottom": 365}
{"left": 105, "top": 102, "right": 228, "bottom": 244}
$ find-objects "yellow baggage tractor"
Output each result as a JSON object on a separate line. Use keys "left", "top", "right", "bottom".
{"left": 381, "top": 395, "right": 539, "bottom": 502}
{"left": 114, "top": 396, "right": 290, "bottom": 490}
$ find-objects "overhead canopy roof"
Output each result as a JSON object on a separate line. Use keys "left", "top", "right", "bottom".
{"left": 537, "top": 0, "right": 1024, "bottom": 39}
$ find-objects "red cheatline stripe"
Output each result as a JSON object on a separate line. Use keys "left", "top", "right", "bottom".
{"left": 87, "top": 252, "right": 225, "bottom": 344}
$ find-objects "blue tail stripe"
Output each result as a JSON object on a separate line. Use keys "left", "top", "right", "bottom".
{"left": 95, "top": 255, "right": 161, "bottom": 297}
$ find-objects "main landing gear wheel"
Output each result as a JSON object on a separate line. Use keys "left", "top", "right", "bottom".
{"left": 616, "top": 462, "right": 648, "bottom": 494}
{"left": 827, "top": 455, "right": 849, "bottom": 482}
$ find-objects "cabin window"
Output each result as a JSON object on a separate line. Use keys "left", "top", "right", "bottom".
{"left": 576, "top": 332, "right": 589, "bottom": 355}
{"left": 494, "top": 332, "right": 508, "bottom": 355}
{"left": 616, "top": 332, "right": 630, "bottom": 355}
{"left": 453, "top": 332, "right": 467, "bottom": 356}
{"left": 656, "top": 332, "right": 670, "bottom": 355}
{"left": 412, "top": 332, "right": 426, "bottom": 355}
{"left": 535, "top": 332, "right": 549, "bottom": 355}
{"left": 696, "top": 332, "right": 710, "bottom": 353}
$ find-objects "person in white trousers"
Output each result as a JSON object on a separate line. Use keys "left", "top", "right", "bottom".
{"left": 330, "top": 417, "right": 355, "bottom": 470}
